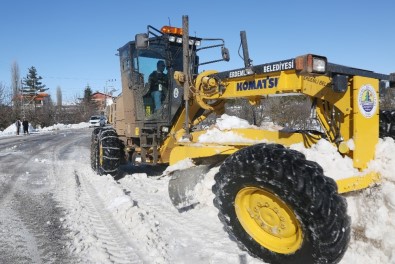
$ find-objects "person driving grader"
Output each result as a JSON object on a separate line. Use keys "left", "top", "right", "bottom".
{"left": 148, "top": 60, "right": 168, "bottom": 112}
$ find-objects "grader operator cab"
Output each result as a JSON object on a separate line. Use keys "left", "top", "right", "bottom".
{"left": 91, "top": 16, "right": 395, "bottom": 264}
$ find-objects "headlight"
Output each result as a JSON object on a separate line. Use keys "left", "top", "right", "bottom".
{"left": 161, "top": 126, "right": 169, "bottom": 133}
{"left": 313, "top": 57, "right": 326, "bottom": 73}
{"left": 169, "top": 36, "right": 176, "bottom": 42}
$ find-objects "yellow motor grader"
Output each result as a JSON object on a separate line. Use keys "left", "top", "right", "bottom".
{"left": 91, "top": 16, "right": 395, "bottom": 264}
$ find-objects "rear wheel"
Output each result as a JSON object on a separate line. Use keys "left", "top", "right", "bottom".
{"left": 213, "top": 143, "right": 350, "bottom": 264}
{"left": 92, "top": 128, "right": 121, "bottom": 176}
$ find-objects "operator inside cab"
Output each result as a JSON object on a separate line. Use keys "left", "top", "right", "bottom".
{"left": 148, "top": 60, "right": 168, "bottom": 112}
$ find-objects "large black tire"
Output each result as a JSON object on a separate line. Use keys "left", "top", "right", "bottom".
{"left": 379, "top": 110, "right": 395, "bottom": 139}
{"left": 95, "top": 128, "right": 121, "bottom": 176}
{"left": 213, "top": 143, "right": 350, "bottom": 264}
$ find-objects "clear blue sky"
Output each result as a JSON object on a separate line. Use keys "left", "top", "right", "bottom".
{"left": 1, "top": 0, "right": 394, "bottom": 102}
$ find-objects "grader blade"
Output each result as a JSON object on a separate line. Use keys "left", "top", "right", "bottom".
{"left": 168, "top": 165, "right": 211, "bottom": 211}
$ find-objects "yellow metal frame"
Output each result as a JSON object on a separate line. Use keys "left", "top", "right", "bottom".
{"left": 160, "top": 62, "right": 382, "bottom": 194}
{"left": 181, "top": 69, "right": 380, "bottom": 193}
{"left": 336, "top": 172, "right": 380, "bottom": 194}
{"left": 169, "top": 128, "right": 322, "bottom": 165}
{"left": 168, "top": 128, "right": 380, "bottom": 193}
{"left": 351, "top": 76, "right": 379, "bottom": 169}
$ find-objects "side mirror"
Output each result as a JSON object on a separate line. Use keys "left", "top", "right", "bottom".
{"left": 221, "top": 47, "right": 230, "bottom": 62}
{"left": 135, "top": 33, "right": 148, "bottom": 49}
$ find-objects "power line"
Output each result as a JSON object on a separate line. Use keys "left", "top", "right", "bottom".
{"left": 43, "top": 75, "right": 117, "bottom": 81}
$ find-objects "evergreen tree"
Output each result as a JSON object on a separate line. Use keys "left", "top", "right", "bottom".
{"left": 83, "top": 84, "right": 93, "bottom": 102}
{"left": 80, "top": 84, "right": 98, "bottom": 120}
{"left": 22, "top": 66, "right": 46, "bottom": 93}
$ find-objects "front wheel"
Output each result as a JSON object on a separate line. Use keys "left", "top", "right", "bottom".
{"left": 213, "top": 143, "right": 350, "bottom": 264}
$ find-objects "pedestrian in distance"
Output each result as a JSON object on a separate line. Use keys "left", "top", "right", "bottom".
{"left": 22, "top": 118, "right": 29, "bottom": 135}
{"left": 15, "top": 119, "right": 21, "bottom": 135}
{"left": 99, "top": 112, "right": 106, "bottom": 127}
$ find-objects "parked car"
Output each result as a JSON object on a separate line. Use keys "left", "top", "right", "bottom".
{"left": 89, "top": 115, "right": 106, "bottom": 127}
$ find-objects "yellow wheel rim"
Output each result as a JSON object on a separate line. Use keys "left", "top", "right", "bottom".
{"left": 99, "top": 142, "right": 103, "bottom": 166}
{"left": 235, "top": 187, "right": 303, "bottom": 254}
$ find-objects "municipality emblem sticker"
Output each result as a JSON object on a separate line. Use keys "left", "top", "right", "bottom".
{"left": 358, "top": 84, "right": 377, "bottom": 118}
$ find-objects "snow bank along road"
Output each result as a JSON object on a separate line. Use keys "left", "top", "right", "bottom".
{"left": 1, "top": 128, "right": 394, "bottom": 264}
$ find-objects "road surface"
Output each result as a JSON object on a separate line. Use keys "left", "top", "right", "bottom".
{"left": 0, "top": 129, "right": 256, "bottom": 264}
{"left": 0, "top": 130, "right": 145, "bottom": 264}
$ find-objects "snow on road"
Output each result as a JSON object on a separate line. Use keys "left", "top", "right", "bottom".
{"left": 58, "top": 147, "right": 260, "bottom": 263}
{"left": 0, "top": 125, "right": 258, "bottom": 263}
{"left": 1, "top": 121, "right": 395, "bottom": 263}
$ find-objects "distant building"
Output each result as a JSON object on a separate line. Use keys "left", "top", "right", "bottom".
{"left": 91, "top": 92, "right": 113, "bottom": 110}
{"left": 14, "top": 92, "right": 50, "bottom": 108}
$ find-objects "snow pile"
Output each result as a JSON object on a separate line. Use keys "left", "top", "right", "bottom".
{"left": 290, "top": 139, "right": 358, "bottom": 180}
{"left": 0, "top": 122, "right": 36, "bottom": 136}
{"left": 369, "top": 137, "right": 395, "bottom": 182}
{"left": 40, "top": 122, "right": 90, "bottom": 131}
{"left": 0, "top": 122, "right": 90, "bottom": 137}
{"left": 215, "top": 114, "right": 255, "bottom": 130}
{"left": 197, "top": 114, "right": 266, "bottom": 144}
{"left": 342, "top": 138, "right": 395, "bottom": 263}
{"left": 198, "top": 128, "right": 259, "bottom": 144}
{"left": 163, "top": 158, "right": 195, "bottom": 175}
{"left": 214, "top": 114, "right": 282, "bottom": 131}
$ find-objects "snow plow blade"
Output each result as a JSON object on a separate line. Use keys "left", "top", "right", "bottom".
{"left": 168, "top": 165, "right": 211, "bottom": 211}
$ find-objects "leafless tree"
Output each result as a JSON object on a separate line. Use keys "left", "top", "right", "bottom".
{"left": 380, "top": 87, "right": 395, "bottom": 110}
{"left": 11, "top": 61, "right": 20, "bottom": 101}
{"left": 261, "top": 96, "right": 311, "bottom": 129}
{"left": 10, "top": 61, "right": 22, "bottom": 121}
{"left": 223, "top": 96, "right": 311, "bottom": 130}
{"left": 0, "top": 82, "right": 6, "bottom": 105}
{"left": 34, "top": 97, "right": 55, "bottom": 128}
{"left": 56, "top": 86, "right": 62, "bottom": 107}
{"left": 0, "top": 82, "right": 13, "bottom": 130}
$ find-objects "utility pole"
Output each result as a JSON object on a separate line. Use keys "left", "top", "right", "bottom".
{"left": 104, "top": 79, "right": 116, "bottom": 108}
